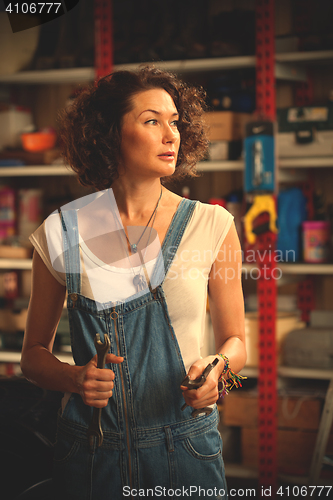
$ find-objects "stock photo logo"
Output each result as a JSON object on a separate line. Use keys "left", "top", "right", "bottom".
{"left": 3, "top": 0, "right": 80, "bottom": 32}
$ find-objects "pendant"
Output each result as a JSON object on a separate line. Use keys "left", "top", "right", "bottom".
{"left": 131, "top": 243, "right": 138, "bottom": 253}
{"left": 133, "top": 274, "right": 147, "bottom": 291}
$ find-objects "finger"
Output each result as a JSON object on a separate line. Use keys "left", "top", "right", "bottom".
{"left": 195, "top": 379, "right": 217, "bottom": 398}
{"left": 181, "top": 356, "right": 218, "bottom": 391}
{"left": 183, "top": 384, "right": 218, "bottom": 404}
{"left": 106, "top": 353, "right": 124, "bottom": 364}
{"left": 189, "top": 388, "right": 220, "bottom": 408}
{"left": 82, "top": 388, "right": 112, "bottom": 405}
{"left": 186, "top": 362, "right": 206, "bottom": 382}
{"left": 86, "top": 396, "right": 113, "bottom": 408}
{"left": 88, "top": 353, "right": 123, "bottom": 368}
{"left": 91, "top": 388, "right": 113, "bottom": 399}
{"left": 85, "top": 367, "right": 114, "bottom": 382}
{"left": 183, "top": 393, "right": 218, "bottom": 409}
{"left": 182, "top": 378, "right": 216, "bottom": 400}
{"left": 93, "top": 380, "right": 115, "bottom": 392}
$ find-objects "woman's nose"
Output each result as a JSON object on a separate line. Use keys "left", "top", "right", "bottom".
{"left": 163, "top": 126, "right": 179, "bottom": 144}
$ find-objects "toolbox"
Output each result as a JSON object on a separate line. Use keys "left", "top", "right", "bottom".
{"left": 277, "top": 105, "right": 333, "bottom": 157}
{"left": 282, "top": 327, "right": 333, "bottom": 369}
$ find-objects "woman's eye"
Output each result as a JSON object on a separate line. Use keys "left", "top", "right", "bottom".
{"left": 171, "top": 120, "right": 179, "bottom": 128}
{"left": 146, "top": 119, "right": 158, "bottom": 125}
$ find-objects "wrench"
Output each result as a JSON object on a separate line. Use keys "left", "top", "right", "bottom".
{"left": 181, "top": 357, "right": 219, "bottom": 417}
{"left": 87, "top": 333, "right": 111, "bottom": 451}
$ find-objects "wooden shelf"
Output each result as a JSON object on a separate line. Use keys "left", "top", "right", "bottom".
{"left": 0, "top": 165, "right": 73, "bottom": 177}
{"left": 197, "top": 161, "right": 244, "bottom": 172}
{"left": 1, "top": 158, "right": 330, "bottom": 178}
{"left": 241, "top": 366, "right": 333, "bottom": 380}
{"left": 0, "top": 259, "right": 32, "bottom": 270}
{"left": 193, "top": 157, "right": 333, "bottom": 172}
{"left": 0, "top": 67, "right": 95, "bottom": 84}
{"left": 242, "top": 263, "right": 333, "bottom": 275}
{"left": 0, "top": 50, "right": 332, "bottom": 85}
{"left": 278, "top": 366, "right": 333, "bottom": 380}
{"left": 275, "top": 50, "right": 333, "bottom": 64}
{"left": 116, "top": 56, "right": 257, "bottom": 74}
{"left": 1, "top": 258, "right": 332, "bottom": 274}
{"left": 0, "top": 58, "right": 255, "bottom": 84}
{"left": 0, "top": 350, "right": 73, "bottom": 364}
{"left": 278, "top": 157, "right": 333, "bottom": 168}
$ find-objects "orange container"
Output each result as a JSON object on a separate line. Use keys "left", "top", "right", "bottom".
{"left": 21, "top": 131, "right": 56, "bottom": 152}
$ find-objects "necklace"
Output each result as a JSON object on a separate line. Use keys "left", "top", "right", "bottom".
{"left": 122, "top": 186, "right": 162, "bottom": 254}
{"left": 110, "top": 187, "right": 162, "bottom": 293}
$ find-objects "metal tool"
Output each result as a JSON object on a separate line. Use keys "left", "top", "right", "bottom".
{"left": 87, "top": 333, "right": 111, "bottom": 451}
{"left": 181, "top": 357, "right": 219, "bottom": 417}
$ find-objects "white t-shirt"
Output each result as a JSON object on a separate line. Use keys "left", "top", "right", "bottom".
{"left": 30, "top": 200, "right": 233, "bottom": 372}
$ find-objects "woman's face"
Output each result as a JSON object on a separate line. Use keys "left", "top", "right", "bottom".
{"left": 119, "top": 88, "right": 180, "bottom": 181}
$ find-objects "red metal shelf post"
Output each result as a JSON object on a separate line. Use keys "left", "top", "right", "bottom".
{"left": 255, "top": 0, "right": 278, "bottom": 495}
{"left": 94, "top": 0, "right": 113, "bottom": 80}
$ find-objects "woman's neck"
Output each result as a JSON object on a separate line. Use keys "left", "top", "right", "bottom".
{"left": 111, "top": 179, "right": 164, "bottom": 221}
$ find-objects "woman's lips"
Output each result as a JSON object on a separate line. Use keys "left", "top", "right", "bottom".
{"left": 158, "top": 152, "right": 175, "bottom": 160}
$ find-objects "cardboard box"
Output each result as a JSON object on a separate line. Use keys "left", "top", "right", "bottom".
{"left": 0, "top": 308, "right": 28, "bottom": 332}
{"left": 242, "top": 427, "right": 333, "bottom": 476}
{"left": 245, "top": 311, "right": 305, "bottom": 366}
{"left": 277, "top": 130, "right": 333, "bottom": 157}
{"left": 0, "top": 246, "right": 32, "bottom": 259}
{"left": 222, "top": 392, "right": 322, "bottom": 430}
{"left": 203, "top": 111, "right": 253, "bottom": 141}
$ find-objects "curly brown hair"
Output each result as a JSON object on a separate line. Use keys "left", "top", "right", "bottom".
{"left": 58, "top": 65, "right": 209, "bottom": 191}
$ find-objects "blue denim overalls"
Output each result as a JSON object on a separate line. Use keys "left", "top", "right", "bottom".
{"left": 53, "top": 198, "right": 227, "bottom": 499}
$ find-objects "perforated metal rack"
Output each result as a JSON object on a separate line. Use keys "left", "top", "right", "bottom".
{"left": 255, "top": 0, "right": 278, "bottom": 494}
{"left": 94, "top": 0, "right": 113, "bottom": 79}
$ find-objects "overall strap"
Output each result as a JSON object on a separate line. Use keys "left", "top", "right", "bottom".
{"left": 58, "top": 208, "right": 81, "bottom": 295}
{"left": 151, "top": 198, "right": 197, "bottom": 286}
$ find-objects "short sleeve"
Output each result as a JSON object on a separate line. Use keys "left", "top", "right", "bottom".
{"left": 211, "top": 205, "right": 234, "bottom": 262}
{"left": 29, "top": 213, "right": 66, "bottom": 286}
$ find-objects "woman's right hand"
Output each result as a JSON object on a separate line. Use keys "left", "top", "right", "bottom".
{"left": 77, "top": 353, "right": 123, "bottom": 408}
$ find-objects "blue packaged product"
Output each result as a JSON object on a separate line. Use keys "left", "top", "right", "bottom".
{"left": 277, "top": 187, "right": 307, "bottom": 263}
{"left": 244, "top": 121, "right": 275, "bottom": 193}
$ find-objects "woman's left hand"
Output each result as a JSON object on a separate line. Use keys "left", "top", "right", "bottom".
{"left": 180, "top": 355, "right": 222, "bottom": 409}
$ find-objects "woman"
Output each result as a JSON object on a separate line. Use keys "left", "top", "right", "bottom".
{"left": 21, "top": 66, "right": 246, "bottom": 499}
